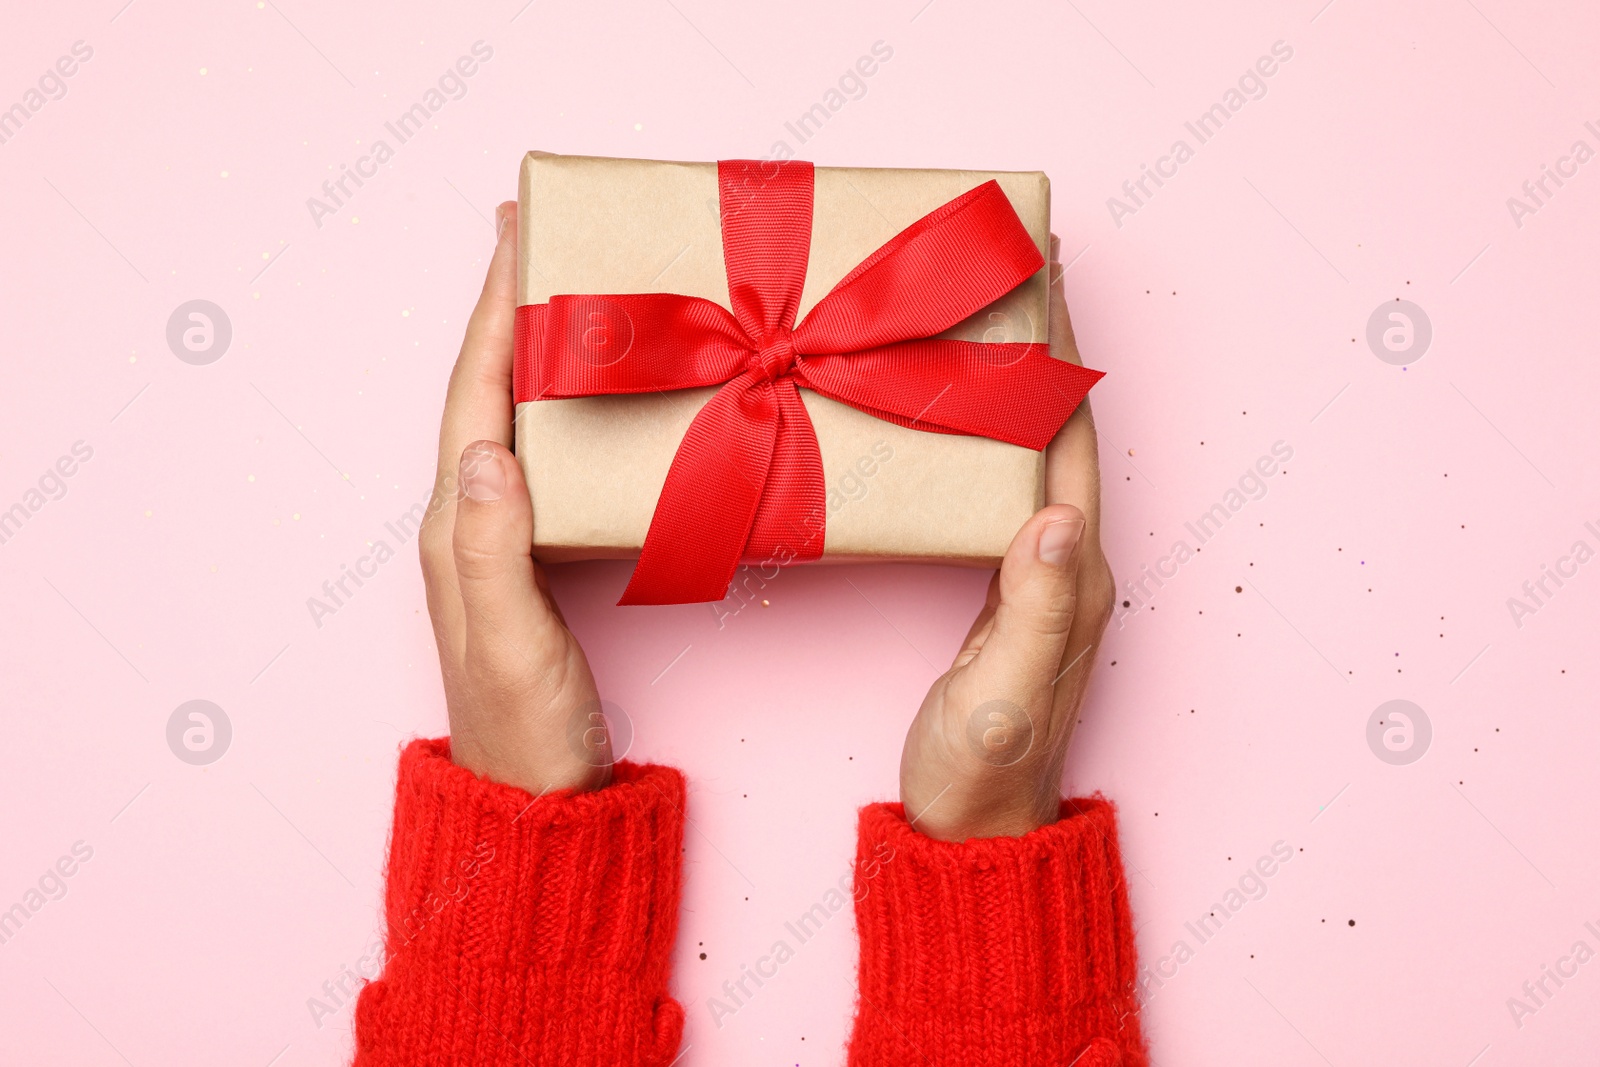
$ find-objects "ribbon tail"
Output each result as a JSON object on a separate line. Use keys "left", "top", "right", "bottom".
{"left": 743, "top": 378, "right": 826, "bottom": 564}
{"left": 797, "top": 341, "right": 1103, "bottom": 451}
{"left": 619, "top": 375, "right": 779, "bottom": 605}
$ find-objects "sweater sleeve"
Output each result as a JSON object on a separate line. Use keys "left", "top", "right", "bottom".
{"left": 353, "top": 738, "right": 686, "bottom": 1067}
{"left": 847, "top": 797, "right": 1147, "bottom": 1067}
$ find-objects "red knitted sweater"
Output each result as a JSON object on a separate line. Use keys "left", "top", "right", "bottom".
{"left": 353, "top": 739, "right": 1147, "bottom": 1066}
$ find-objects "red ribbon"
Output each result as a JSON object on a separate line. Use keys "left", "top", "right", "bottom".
{"left": 513, "top": 160, "right": 1103, "bottom": 605}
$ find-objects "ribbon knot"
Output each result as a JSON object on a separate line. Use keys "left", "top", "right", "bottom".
{"left": 748, "top": 331, "right": 796, "bottom": 384}
{"left": 514, "top": 159, "right": 1104, "bottom": 606}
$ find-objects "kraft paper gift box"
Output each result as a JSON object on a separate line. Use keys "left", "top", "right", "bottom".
{"left": 513, "top": 150, "right": 1086, "bottom": 580}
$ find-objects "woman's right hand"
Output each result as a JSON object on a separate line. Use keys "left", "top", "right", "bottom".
{"left": 897, "top": 235, "right": 1115, "bottom": 841}
{"left": 418, "top": 200, "right": 613, "bottom": 796}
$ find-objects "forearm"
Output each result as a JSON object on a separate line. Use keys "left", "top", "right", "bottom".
{"left": 849, "top": 797, "right": 1146, "bottom": 1067}
{"left": 353, "top": 739, "right": 686, "bottom": 1067}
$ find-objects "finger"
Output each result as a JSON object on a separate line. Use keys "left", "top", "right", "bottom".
{"left": 1038, "top": 237, "right": 1111, "bottom": 734}
{"left": 1044, "top": 231, "right": 1101, "bottom": 526}
{"left": 436, "top": 201, "right": 521, "bottom": 488}
{"left": 1046, "top": 406, "right": 1101, "bottom": 521}
{"left": 421, "top": 201, "right": 521, "bottom": 655}
{"left": 976, "top": 504, "right": 1085, "bottom": 684}
{"left": 1047, "top": 234, "right": 1083, "bottom": 367}
{"left": 950, "top": 232, "right": 1078, "bottom": 671}
{"left": 950, "top": 572, "right": 1001, "bottom": 668}
{"left": 451, "top": 441, "right": 564, "bottom": 686}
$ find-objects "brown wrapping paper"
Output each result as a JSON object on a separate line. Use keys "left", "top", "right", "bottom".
{"left": 515, "top": 151, "right": 1061, "bottom": 567}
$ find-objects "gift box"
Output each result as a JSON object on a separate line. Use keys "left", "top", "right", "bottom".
{"left": 513, "top": 151, "right": 1101, "bottom": 604}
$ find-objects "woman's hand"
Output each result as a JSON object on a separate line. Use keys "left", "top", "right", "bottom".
{"left": 900, "top": 236, "right": 1115, "bottom": 842}
{"left": 418, "top": 201, "right": 613, "bottom": 796}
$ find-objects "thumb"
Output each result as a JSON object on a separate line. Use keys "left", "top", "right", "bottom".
{"left": 977, "top": 504, "right": 1085, "bottom": 684}
{"left": 451, "top": 441, "right": 561, "bottom": 672}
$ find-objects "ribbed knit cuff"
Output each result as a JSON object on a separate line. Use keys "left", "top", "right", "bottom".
{"left": 354, "top": 738, "right": 686, "bottom": 1067}
{"left": 849, "top": 798, "right": 1147, "bottom": 1067}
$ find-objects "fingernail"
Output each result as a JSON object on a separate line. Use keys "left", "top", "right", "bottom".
{"left": 1038, "top": 518, "right": 1084, "bottom": 565}
{"left": 459, "top": 445, "right": 505, "bottom": 502}
{"left": 495, "top": 204, "right": 509, "bottom": 241}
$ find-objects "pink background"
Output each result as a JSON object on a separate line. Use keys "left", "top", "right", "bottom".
{"left": 3, "top": 1, "right": 1598, "bottom": 1064}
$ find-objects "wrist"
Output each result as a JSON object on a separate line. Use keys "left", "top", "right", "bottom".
{"left": 902, "top": 775, "right": 1062, "bottom": 842}
{"left": 448, "top": 730, "right": 611, "bottom": 797}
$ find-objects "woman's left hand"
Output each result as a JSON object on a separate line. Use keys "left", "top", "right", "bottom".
{"left": 418, "top": 201, "right": 614, "bottom": 797}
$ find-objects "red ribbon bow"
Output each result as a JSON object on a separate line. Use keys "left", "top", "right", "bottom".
{"left": 513, "top": 160, "right": 1103, "bottom": 605}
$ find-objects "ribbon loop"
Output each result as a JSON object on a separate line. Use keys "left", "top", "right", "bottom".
{"left": 793, "top": 180, "right": 1046, "bottom": 355}
{"left": 719, "top": 160, "right": 813, "bottom": 347}
{"left": 513, "top": 160, "right": 1104, "bottom": 605}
